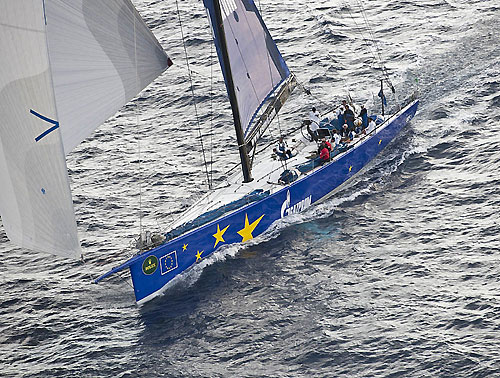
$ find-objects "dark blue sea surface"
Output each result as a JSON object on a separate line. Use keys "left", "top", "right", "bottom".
{"left": 1, "top": 0, "right": 500, "bottom": 377}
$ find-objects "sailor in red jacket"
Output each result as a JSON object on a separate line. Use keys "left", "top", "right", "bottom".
{"left": 319, "top": 144, "right": 330, "bottom": 163}
{"left": 324, "top": 139, "right": 332, "bottom": 151}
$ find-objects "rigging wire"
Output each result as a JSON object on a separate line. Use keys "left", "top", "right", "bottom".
{"left": 353, "top": 0, "right": 400, "bottom": 107}
{"left": 287, "top": 0, "right": 403, "bottom": 125}
{"left": 342, "top": 2, "right": 382, "bottom": 73}
{"left": 354, "top": 1, "right": 386, "bottom": 73}
{"left": 331, "top": 1, "right": 400, "bottom": 110}
{"left": 294, "top": 76, "right": 342, "bottom": 119}
{"left": 344, "top": 0, "right": 395, "bottom": 91}
{"left": 209, "top": 18, "right": 214, "bottom": 187}
{"left": 336, "top": 4, "right": 374, "bottom": 109}
{"left": 356, "top": 0, "right": 392, "bottom": 87}
{"left": 283, "top": 4, "right": 357, "bottom": 118}
{"left": 133, "top": 10, "right": 143, "bottom": 249}
{"left": 256, "top": 0, "right": 287, "bottom": 170}
{"left": 175, "top": 0, "right": 212, "bottom": 189}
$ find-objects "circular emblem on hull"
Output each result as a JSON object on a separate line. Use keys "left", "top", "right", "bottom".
{"left": 142, "top": 255, "right": 158, "bottom": 275}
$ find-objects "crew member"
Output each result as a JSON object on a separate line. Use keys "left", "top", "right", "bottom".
{"left": 275, "top": 136, "right": 292, "bottom": 159}
{"left": 324, "top": 138, "right": 332, "bottom": 151}
{"left": 359, "top": 105, "right": 368, "bottom": 128}
{"left": 337, "top": 106, "right": 345, "bottom": 130}
{"left": 332, "top": 130, "right": 341, "bottom": 147}
{"left": 308, "top": 107, "right": 320, "bottom": 141}
{"left": 366, "top": 117, "right": 376, "bottom": 134}
{"left": 341, "top": 100, "right": 348, "bottom": 112}
{"left": 319, "top": 143, "right": 330, "bottom": 163}
{"left": 344, "top": 104, "right": 355, "bottom": 129}
{"left": 341, "top": 122, "right": 350, "bottom": 141}
{"left": 309, "top": 107, "right": 320, "bottom": 127}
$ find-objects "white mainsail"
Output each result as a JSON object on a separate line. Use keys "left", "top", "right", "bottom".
{"left": 0, "top": 0, "right": 171, "bottom": 258}
{"left": 204, "top": 0, "right": 291, "bottom": 138}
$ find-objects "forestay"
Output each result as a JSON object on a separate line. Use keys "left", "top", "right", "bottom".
{"left": 45, "top": 0, "right": 172, "bottom": 154}
{"left": 204, "top": 0, "right": 291, "bottom": 139}
{"left": 0, "top": 0, "right": 171, "bottom": 258}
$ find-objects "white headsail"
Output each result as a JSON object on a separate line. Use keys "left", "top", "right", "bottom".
{"left": 0, "top": 1, "right": 80, "bottom": 258}
{"left": 0, "top": 0, "right": 171, "bottom": 258}
{"left": 44, "top": 0, "right": 172, "bottom": 154}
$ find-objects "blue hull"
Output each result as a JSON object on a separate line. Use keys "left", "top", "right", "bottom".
{"left": 98, "top": 100, "right": 418, "bottom": 304}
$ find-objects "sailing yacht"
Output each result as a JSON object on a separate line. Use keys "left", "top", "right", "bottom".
{"left": 96, "top": 0, "right": 418, "bottom": 303}
{"left": 0, "top": 0, "right": 418, "bottom": 304}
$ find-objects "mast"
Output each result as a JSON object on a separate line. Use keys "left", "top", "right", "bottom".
{"left": 380, "top": 79, "right": 385, "bottom": 117}
{"left": 212, "top": 0, "right": 253, "bottom": 183}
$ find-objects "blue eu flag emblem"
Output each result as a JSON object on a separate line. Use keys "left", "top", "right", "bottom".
{"left": 159, "top": 251, "right": 178, "bottom": 275}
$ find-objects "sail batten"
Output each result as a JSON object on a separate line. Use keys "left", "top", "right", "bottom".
{"left": 204, "top": 0, "right": 291, "bottom": 141}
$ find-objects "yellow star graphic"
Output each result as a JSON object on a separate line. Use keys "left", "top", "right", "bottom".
{"left": 213, "top": 224, "right": 229, "bottom": 248}
{"left": 379, "top": 139, "right": 382, "bottom": 145}
{"left": 182, "top": 243, "right": 188, "bottom": 252}
{"left": 349, "top": 165, "right": 352, "bottom": 172}
{"left": 195, "top": 250, "right": 203, "bottom": 262}
{"left": 237, "top": 214, "right": 265, "bottom": 242}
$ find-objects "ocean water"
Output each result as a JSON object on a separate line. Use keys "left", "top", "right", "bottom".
{"left": 1, "top": 0, "right": 500, "bottom": 377}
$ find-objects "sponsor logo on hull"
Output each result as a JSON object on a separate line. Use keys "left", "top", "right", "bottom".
{"left": 281, "top": 190, "right": 312, "bottom": 218}
{"left": 142, "top": 255, "right": 158, "bottom": 275}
